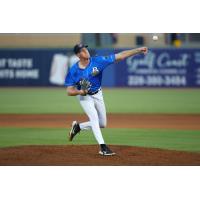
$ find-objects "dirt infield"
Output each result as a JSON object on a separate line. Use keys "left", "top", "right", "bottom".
{"left": 0, "top": 145, "right": 200, "bottom": 166}
{"left": 1, "top": 113, "right": 200, "bottom": 130}
{"left": 0, "top": 113, "right": 200, "bottom": 166}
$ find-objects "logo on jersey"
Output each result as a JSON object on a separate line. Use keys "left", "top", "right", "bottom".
{"left": 91, "top": 67, "right": 99, "bottom": 76}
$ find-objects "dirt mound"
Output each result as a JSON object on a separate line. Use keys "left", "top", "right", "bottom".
{"left": 0, "top": 145, "right": 200, "bottom": 166}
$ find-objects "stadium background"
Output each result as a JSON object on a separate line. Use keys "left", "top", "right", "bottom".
{"left": 0, "top": 33, "right": 200, "bottom": 165}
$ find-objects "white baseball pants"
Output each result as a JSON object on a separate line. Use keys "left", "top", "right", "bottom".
{"left": 77, "top": 90, "right": 107, "bottom": 144}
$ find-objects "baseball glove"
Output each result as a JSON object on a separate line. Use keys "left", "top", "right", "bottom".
{"left": 80, "top": 79, "right": 91, "bottom": 91}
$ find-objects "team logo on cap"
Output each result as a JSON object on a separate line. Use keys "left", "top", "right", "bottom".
{"left": 91, "top": 67, "right": 99, "bottom": 76}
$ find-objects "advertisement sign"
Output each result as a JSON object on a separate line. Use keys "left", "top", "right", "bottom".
{"left": 115, "top": 48, "right": 200, "bottom": 87}
{"left": 0, "top": 48, "right": 200, "bottom": 87}
{"left": 0, "top": 49, "right": 75, "bottom": 86}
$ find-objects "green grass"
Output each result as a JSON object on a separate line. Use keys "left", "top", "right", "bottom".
{"left": 0, "top": 88, "right": 80, "bottom": 114}
{"left": 0, "top": 88, "right": 200, "bottom": 114}
{"left": 0, "top": 127, "right": 200, "bottom": 152}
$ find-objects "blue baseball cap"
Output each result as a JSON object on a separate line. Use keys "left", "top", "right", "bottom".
{"left": 73, "top": 43, "right": 88, "bottom": 54}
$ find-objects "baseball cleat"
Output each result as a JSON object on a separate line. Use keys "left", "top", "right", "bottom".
{"left": 69, "top": 121, "right": 81, "bottom": 141}
{"left": 99, "top": 144, "right": 116, "bottom": 156}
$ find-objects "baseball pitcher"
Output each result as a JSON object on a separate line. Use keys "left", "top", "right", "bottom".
{"left": 65, "top": 43, "right": 148, "bottom": 156}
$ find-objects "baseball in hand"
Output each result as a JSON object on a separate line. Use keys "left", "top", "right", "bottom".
{"left": 153, "top": 35, "right": 158, "bottom": 41}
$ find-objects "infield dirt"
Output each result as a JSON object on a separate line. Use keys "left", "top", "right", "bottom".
{"left": 0, "top": 113, "right": 200, "bottom": 130}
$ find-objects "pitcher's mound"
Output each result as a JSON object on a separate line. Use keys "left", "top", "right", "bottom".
{"left": 0, "top": 145, "right": 200, "bottom": 166}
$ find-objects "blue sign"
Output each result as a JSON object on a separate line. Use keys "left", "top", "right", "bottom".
{"left": 0, "top": 49, "right": 79, "bottom": 86}
{"left": 115, "top": 48, "right": 200, "bottom": 87}
{"left": 0, "top": 48, "right": 200, "bottom": 87}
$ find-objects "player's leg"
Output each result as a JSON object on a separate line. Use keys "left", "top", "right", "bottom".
{"left": 79, "top": 95, "right": 105, "bottom": 144}
{"left": 71, "top": 91, "right": 106, "bottom": 132}
{"left": 69, "top": 96, "right": 91, "bottom": 141}
{"left": 69, "top": 93, "right": 115, "bottom": 155}
{"left": 93, "top": 90, "right": 115, "bottom": 156}
{"left": 77, "top": 91, "right": 107, "bottom": 130}
{"left": 69, "top": 120, "right": 91, "bottom": 141}
{"left": 79, "top": 121, "right": 91, "bottom": 130}
{"left": 93, "top": 90, "right": 107, "bottom": 128}
{"left": 77, "top": 96, "right": 92, "bottom": 131}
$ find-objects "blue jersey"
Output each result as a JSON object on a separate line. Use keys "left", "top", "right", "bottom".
{"left": 64, "top": 54, "right": 115, "bottom": 92}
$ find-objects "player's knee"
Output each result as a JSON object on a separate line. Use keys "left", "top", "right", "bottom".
{"left": 99, "top": 121, "right": 107, "bottom": 128}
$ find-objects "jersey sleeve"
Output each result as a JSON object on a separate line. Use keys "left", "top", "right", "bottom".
{"left": 95, "top": 54, "right": 115, "bottom": 70}
{"left": 64, "top": 70, "right": 76, "bottom": 87}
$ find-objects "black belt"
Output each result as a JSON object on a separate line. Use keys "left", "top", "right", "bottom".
{"left": 88, "top": 88, "right": 101, "bottom": 95}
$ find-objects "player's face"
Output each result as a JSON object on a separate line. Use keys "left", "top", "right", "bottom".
{"left": 78, "top": 48, "right": 90, "bottom": 59}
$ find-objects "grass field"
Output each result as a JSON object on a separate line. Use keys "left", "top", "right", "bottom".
{"left": 0, "top": 88, "right": 200, "bottom": 153}
{"left": 0, "top": 88, "right": 200, "bottom": 114}
{"left": 0, "top": 127, "right": 200, "bottom": 152}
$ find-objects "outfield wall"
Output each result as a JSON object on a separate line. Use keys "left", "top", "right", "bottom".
{"left": 0, "top": 48, "right": 200, "bottom": 87}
